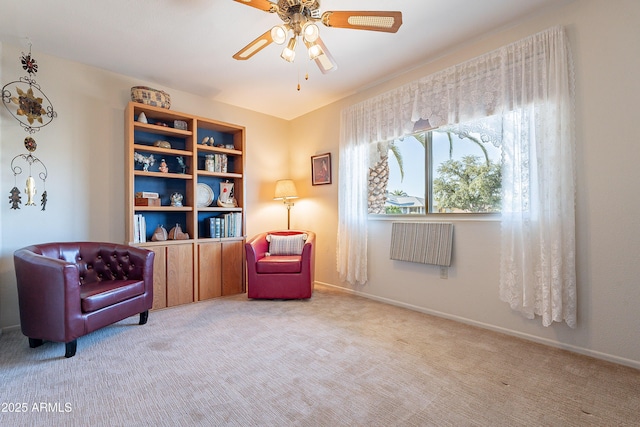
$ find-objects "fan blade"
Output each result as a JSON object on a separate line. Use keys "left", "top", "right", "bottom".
{"left": 232, "top": 0, "right": 278, "bottom": 13}
{"left": 321, "top": 11, "right": 403, "bottom": 33}
{"left": 308, "top": 37, "right": 337, "bottom": 74}
{"left": 233, "top": 29, "right": 274, "bottom": 60}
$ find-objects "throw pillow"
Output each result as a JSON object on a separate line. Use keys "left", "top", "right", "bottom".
{"left": 267, "top": 234, "right": 308, "bottom": 255}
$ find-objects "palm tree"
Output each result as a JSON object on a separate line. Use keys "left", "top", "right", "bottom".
{"left": 440, "top": 131, "right": 490, "bottom": 166}
{"left": 367, "top": 140, "right": 416, "bottom": 213}
{"left": 368, "top": 150, "right": 390, "bottom": 214}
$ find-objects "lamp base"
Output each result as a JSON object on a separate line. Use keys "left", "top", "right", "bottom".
{"left": 286, "top": 203, "right": 293, "bottom": 230}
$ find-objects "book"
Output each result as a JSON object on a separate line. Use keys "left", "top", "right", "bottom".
{"left": 139, "top": 215, "right": 146, "bottom": 243}
{"left": 208, "top": 217, "right": 216, "bottom": 238}
{"left": 203, "top": 213, "right": 241, "bottom": 239}
{"left": 133, "top": 214, "right": 147, "bottom": 243}
{"left": 133, "top": 214, "right": 140, "bottom": 243}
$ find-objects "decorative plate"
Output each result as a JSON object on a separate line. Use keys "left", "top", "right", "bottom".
{"left": 197, "top": 183, "right": 214, "bottom": 207}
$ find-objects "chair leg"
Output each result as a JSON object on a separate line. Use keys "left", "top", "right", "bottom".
{"left": 139, "top": 310, "right": 149, "bottom": 325}
{"left": 29, "top": 338, "right": 43, "bottom": 348}
{"left": 65, "top": 340, "right": 77, "bottom": 358}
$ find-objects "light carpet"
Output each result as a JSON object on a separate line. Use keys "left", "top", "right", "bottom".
{"left": 1, "top": 284, "right": 638, "bottom": 426}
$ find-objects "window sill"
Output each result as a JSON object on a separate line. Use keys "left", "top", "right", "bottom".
{"left": 368, "top": 213, "right": 500, "bottom": 222}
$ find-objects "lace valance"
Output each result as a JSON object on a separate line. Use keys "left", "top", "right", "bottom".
{"left": 342, "top": 26, "right": 571, "bottom": 144}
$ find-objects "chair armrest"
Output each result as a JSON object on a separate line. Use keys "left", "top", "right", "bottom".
{"left": 123, "top": 246, "right": 154, "bottom": 281}
{"left": 300, "top": 232, "right": 316, "bottom": 283}
{"left": 127, "top": 246, "right": 154, "bottom": 298}
{"left": 245, "top": 232, "right": 269, "bottom": 262}
{"left": 14, "top": 249, "right": 83, "bottom": 341}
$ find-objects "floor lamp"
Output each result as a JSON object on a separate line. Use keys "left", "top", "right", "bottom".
{"left": 274, "top": 179, "right": 298, "bottom": 230}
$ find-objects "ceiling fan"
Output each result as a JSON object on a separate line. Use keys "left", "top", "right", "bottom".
{"left": 232, "top": 0, "right": 403, "bottom": 74}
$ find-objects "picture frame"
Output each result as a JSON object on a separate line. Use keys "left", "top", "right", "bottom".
{"left": 311, "top": 153, "right": 331, "bottom": 185}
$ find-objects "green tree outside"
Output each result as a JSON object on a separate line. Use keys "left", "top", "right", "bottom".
{"left": 433, "top": 155, "right": 501, "bottom": 212}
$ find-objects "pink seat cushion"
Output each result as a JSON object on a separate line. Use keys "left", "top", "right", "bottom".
{"left": 256, "top": 256, "right": 302, "bottom": 274}
{"left": 80, "top": 280, "right": 145, "bottom": 312}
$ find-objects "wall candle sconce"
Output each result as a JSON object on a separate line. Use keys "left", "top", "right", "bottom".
{"left": 273, "top": 179, "right": 298, "bottom": 230}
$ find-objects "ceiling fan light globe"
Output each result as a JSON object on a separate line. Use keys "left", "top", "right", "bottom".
{"left": 281, "top": 48, "right": 296, "bottom": 62}
{"left": 280, "top": 47, "right": 296, "bottom": 62}
{"left": 307, "top": 42, "right": 323, "bottom": 60}
{"left": 281, "top": 37, "right": 297, "bottom": 62}
{"left": 271, "top": 25, "right": 288, "bottom": 44}
{"left": 302, "top": 23, "right": 319, "bottom": 42}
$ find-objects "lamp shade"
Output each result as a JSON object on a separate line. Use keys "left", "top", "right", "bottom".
{"left": 274, "top": 179, "right": 298, "bottom": 200}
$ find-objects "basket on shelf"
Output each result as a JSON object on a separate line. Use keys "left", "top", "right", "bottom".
{"left": 130, "top": 86, "right": 171, "bottom": 109}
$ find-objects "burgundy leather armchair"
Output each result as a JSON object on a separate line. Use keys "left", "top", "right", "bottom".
{"left": 245, "top": 230, "right": 315, "bottom": 299}
{"left": 14, "top": 242, "right": 154, "bottom": 358}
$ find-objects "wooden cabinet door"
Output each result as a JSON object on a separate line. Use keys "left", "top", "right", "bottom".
{"left": 166, "top": 243, "right": 194, "bottom": 306}
{"left": 198, "top": 242, "right": 222, "bottom": 300}
{"left": 222, "top": 240, "right": 244, "bottom": 296}
{"left": 150, "top": 246, "right": 167, "bottom": 310}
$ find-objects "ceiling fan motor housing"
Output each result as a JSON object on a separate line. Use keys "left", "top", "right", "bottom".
{"left": 277, "top": 0, "right": 321, "bottom": 23}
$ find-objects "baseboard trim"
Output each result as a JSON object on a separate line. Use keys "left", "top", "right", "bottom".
{"left": 316, "top": 281, "right": 640, "bottom": 370}
{"left": 1, "top": 324, "right": 21, "bottom": 333}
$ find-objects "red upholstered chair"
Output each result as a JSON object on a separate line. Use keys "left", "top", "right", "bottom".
{"left": 245, "top": 230, "right": 315, "bottom": 299}
{"left": 13, "top": 242, "right": 154, "bottom": 358}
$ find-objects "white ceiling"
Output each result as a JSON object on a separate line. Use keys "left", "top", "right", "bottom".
{"left": 0, "top": 0, "right": 564, "bottom": 120}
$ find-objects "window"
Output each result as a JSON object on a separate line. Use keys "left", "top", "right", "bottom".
{"left": 368, "top": 117, "right": 503, "bottom": 215}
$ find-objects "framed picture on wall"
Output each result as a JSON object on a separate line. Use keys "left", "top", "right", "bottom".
{"left": 311, "top": 153, "right": 331, "bottom": 185}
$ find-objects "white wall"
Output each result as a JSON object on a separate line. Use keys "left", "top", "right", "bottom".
{"left": 0, "top": 46, "right": 290, "bottom": 328}
{"left": 290, "top": 0, "right": 640, "bottom": 369}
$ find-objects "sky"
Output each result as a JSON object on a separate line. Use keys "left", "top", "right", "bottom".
{"left": 387, "top": 131, "right": 501, "bottom": 198}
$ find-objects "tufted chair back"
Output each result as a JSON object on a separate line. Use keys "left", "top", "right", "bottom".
{"left": 30, "top": 242, "right": 144, "bottom": 285}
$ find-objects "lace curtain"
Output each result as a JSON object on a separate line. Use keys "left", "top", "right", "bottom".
{"left": 337, "top": 26, "right": 576, "bottom": 326}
